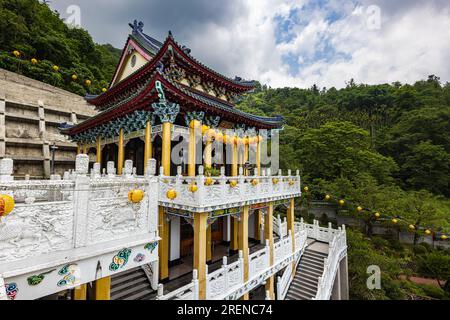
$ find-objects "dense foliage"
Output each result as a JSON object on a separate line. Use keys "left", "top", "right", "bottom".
{"left": 0, "top": 0, "right": 121, "bottom": 95}
{"left": 238, "top": 78, "right": 450, "bottom": 299}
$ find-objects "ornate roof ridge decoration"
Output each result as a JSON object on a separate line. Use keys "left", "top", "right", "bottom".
{"left": 152, "top": 81, "right": 180, "bottom": 124}
{"left": 89, "top": 27, "right": 255, "bottom": 106}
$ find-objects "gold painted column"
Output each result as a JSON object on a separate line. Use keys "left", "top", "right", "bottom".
{"left": 76, "top": 143, "right": 81, "bottom": 155}
{"left": 144, "top": 120, "right": 152, "bottom": 171}
{"left": 82, "top": 144, "right": 87, "bottom": 154}
{"left": 244, "top": 139, "right": 249, "bottom": 176}
{"left": 232, "top": 139, "right": 238, "bottom": 176}
{"left": 162, "top": 122, "right": 172, "bottom": 176}
{"left": 194, "top": 212, "right": 208, "bottom": 300}
{"left": 204, "top": 136, "right": 213, "bottom": 170}
{"left": 231, "top": 216, "right": 239, "bottom": 251}
{"left": 254, "top": 210, "right": 261, "bottom": 241}
{"left": 94, "top": 277, "right": 111, "bottom": 300}
{"left": 188, "top": 120, "right": 200, "bottom": 176}
{"left": 264, "top": 202, "right": 275, "bottom": 299}
{"left": 206, "top": 224, "right": 212, "bottom": 262}
{"left": 117, "top": 128, "right": 124, "bottom": 175}
{"left": 158, "top": 207, "right": 169, "bottom": 281}
{"left": 73, "top": 284, "right": 87, "bottom": 300}
{"left": 239, "top": 205, "right": 249, "bottom": 300}
{"left": 96, "top": 136, "right": 102, "bottom": 164}
{"left": 256, "top": 136, "right": 262, "bottom": 176}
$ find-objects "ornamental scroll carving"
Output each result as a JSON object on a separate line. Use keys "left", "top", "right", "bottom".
{"left": 152, "top": 81, "right": 180, "bottom": 124}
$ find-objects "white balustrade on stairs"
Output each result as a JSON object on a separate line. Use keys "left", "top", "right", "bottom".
{"left": 273, "top": 215, "right": 288, "bottom": 238}
{"left": 313, "top": 225, "right": 347, "bottom": 300}
{"left": 156, "top": 270, "right": 199, "bottom": 300}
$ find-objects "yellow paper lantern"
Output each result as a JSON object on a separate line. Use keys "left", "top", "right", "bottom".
{"left": 374, "top": 212, "right": 380, "bottom": 218}
{"left": 128, "top": 189, "right": 145, "bottom": 203}
{"left": 102, "top": 88, "right": 107, "bottom": 93}
{"left": 229, "top": 180, "right": 238, "bottom": 188}
{"left": 441, "top": 235, "right": 448, "bottom": 241}
{"left": 52, "top": 65, "right": 59, "bottom": 72}
{"left": 13, "top": 50, "right": 20, "bottom": 57}
{"left": 272, "top": 178, "right": 279, "bottom": 185}
{"left": 201, "top": 125, "right": 209, "bottom": 135}
{"left": 357, "top": 206, "right": 363, "bottom": 212}
{"left": 251, "top": 179, "right": 259, "bottom": 186}
{"left": 408, "top": 224, "right": 415, "bottom": 231}
{"left": 424, "top": 229, "right": 431, "bottom": 236}
{"left": 392, "top": 218, "right": 398, "bottom": 225}
{"left": 71, "top": 74, "right": 78, "bottom": 81}
{"left": 339, "top": 199, "right": 345, "bottom": 206}
{"left": 85, "top": 79, "right": 91, "bottom": 86}
{"left": 188, "top": 184, "right": 198, "bottom": 193}
{"left": 205, "top": 177, "right": 214, "bottom": 186}
{"left": 303, "top": 186, "right": 309, "bottom": 192}
{"left": 0, "top": 194, "right": 15, "bottom": 217}
{"left": 189, "top": 120, "right": 201, "bottom": 129}
{"left": 325, "top": 194, "right": 331, "bottom": 201}
{"left": 166, "top": 189, "right": 177, "bottom": 200}
{"left": 31, "top": 58, "right": 38, "bottom": 65}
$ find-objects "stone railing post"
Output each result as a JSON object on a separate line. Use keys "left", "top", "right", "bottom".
{"left": 147, "top": 159, "right": 159, "bottom": 238}
{"left": 222, "top": 256, "right": 229, "bottom": 294}
{"left": 73, "top": 154, "right": 91, "bottom": 248}
{"left": 92, "top": 163, "right": 101, "bottom": 179}
{"left": 196, "top": 166, "right": 205, "bottom": 206}
{"left": 192, "top": 269, "right": 199, "bottom": 300}
{"left": 107, "top": 161, "right": 115, "bottom": 178}
{"left": 124, "top": 160, "right": 133, "bottom": 178}
{"left": 0, "top": 158, "right": 14, "bottom": 182}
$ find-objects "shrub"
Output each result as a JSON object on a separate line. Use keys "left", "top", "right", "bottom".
{"left": 419, "top": 284, "right": 445, "bottom": 299}
{"left": 413, "top": 245, "right": 428, "bottom": 255}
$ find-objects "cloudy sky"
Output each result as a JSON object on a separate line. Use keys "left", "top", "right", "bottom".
{"left": 49, "top": 0, "right": 450, "bottom": 89}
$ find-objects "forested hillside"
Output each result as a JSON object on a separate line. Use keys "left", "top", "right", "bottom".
{"left": 0, "top": 0, "right": 121, "bottom": 95}
{"left": 237, "top": 78, "right": 450, "bottom": 299}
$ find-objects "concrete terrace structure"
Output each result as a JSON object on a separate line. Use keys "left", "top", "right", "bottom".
{"left": 0, "top": 68, "right": 97, "bottom": 179}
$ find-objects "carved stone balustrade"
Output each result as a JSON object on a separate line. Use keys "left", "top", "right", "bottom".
{"left": 159, "top": 166, "right": 301, "bottom": 212}
{"left": 0, "top": 158, "right": 159, "bottom": 300}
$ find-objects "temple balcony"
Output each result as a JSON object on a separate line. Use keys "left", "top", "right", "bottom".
{"left": 158, "top": 166, "right": 301, "bottom": 213}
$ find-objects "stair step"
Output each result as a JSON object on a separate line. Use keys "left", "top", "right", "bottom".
{"left": 301, "top": 259, "right": 323, "bottom": 270}
{"left": 122, "top": 287, "right": 156, "bottom": 300}
{"left": 299, "top": 264, "right": 324, "bottom": 276}
{"left": 305, "top": 250, "right": 328, "bottom": 259}
{"left": 111, "top": 282, "right": 153, "bottom": 300}
{"left": 302, "top": 255, "right": 326, "bottom": 264}
{"left": 293, "top": 276, "right": 318, "bottom": 289}
{"left": 290, "top": 282, "right": 317, "bottom": 296}
{"left": 111, "top": 276, "right": 149, "bottom": 295}
{"left": 287, "top": 288, "right": 315, "bottom": 300}
{"left": 111, "top": 270, "right": 146, "bottom": 288}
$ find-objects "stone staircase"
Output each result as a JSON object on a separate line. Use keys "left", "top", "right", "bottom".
{"left": 111, "top": 267, "right": 156, "bottom": 300}
{"left": 285, "top": 248, "right": 327, "bottom": 300}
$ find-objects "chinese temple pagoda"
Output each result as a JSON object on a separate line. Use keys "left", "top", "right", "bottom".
{"left": 62, "top": 20, "right": 284, "bottom": 177}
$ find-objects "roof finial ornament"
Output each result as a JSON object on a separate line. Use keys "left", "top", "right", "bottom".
{"left": 168, "top": 30, "right": 173, "bottom": 39}
{"left": 129, "top": 20, "right": 144, "bottom": 35}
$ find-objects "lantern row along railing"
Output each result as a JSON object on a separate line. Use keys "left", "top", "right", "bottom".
{"left": 159, "top": 166, "right": 301, "bottom": 212}
{"left": 0, "top": 157, "right": 160, "bottom": 300}
{"left": 314, "top": 226, "right": 347, "bottom": 300}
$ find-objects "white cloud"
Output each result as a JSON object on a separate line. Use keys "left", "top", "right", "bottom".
{"left": 50, "top": 0, "right": 450, "bottom": 89}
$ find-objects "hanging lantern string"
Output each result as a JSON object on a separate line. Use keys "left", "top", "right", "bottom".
{"left": 300, "top": 186, "right": 449, "bottom": 240}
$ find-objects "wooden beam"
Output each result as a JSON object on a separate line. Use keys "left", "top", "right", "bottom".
{"left": 73, "top": 284, "right": 87, "bottom": 300}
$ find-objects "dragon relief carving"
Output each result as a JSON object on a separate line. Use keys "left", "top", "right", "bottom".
{"left": 0, "top": 203, "right": 73, "bottom": 263}
{"left": 165, "top": 65, "right": 186, "bottom": 82}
